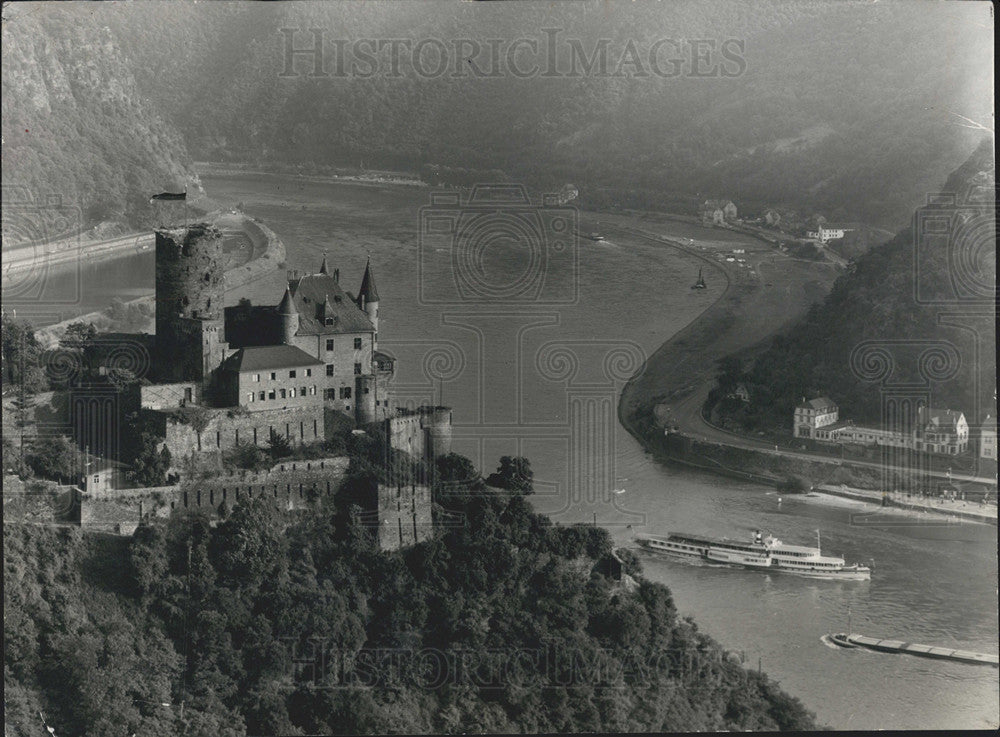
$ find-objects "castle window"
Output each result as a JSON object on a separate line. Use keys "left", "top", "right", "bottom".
{"left": 326, "top": 339, "right": 334, "bottom": 351}
{"left": 270, "top": 372, "right": 277, "bottom": 380}
{"left": 354, "top": 338, "right": 362, "bottom": 350}
{"left": 301, "top": 386, "right": 307, "bottom": 396}
{"left": 364, "top": 387, "right": 370, "bottom": 394}
{"left": 326, "top": 364, "right": 334, "bottom": 376}
{"left": 280, "top": 389, "right": 287, "bottom": 399}
{"left": 269, "top": 390, "right": 276, "bottom": 400}
{"left": 325, "top": 389, "right": 336, "bottom": 400}
{"left": 306, "top": 368, "right": 312, "bottom": 377}
{"left": 259, "top": 391, "right": 265, "bottom": 401}
{"left": 253, "top": 373, "right": 261, "bottom": 382}
{"left": 248, "top": 392, "right": 255, "bottom": 403}
{"left": 289, "top": 370, "right": 297, "bottom": 378}
{"left": 340, "top": 387, "right": 352, "bottom": 399}
{"left": 325, "top": 317, "right": 334, "bottom": 326}
{"left": 290, "top": 388, "right": 296, "bottom": 398}
{"left": 354, "top": 363, "right": 362, "bottom": 375}
{"left": 310, "top": 386, "right": 316, "bottom": 395}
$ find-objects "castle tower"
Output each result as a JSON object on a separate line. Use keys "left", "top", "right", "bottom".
{"left": 277, "top": 286, "right": 299, "bottom": 345}
{"left": 421, "top": 406, "right": 453, "bottom": 459}
{"left": 154, "top": 224, "right": 228, "bottom": 385}
{"left": 319, "top": 253, "right": 330, "bottom": 275}
{"left": 357, "top": 258, "right": 380, "bottom": 347}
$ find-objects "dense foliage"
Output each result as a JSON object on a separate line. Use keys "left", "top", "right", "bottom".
{"left": 4, "top": 448, "right": 819, "bottom": 735}
{"left": 713, "top": 139, "right": 996, "bottom": 433}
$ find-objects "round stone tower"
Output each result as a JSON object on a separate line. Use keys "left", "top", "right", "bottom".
{"left": 155, "top": 224, "right": 224, "bottom": 330}
{"left": 277, "top": 286, "right": 299, "bottom": 344}
{"left": 154, "top": 224, "right": 225, "bottom": 383}
{"left": 421, "top": 406, "right": 453, "bottom": 459}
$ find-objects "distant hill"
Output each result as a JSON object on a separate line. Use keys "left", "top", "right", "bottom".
{"left": 725, "top": 137, "right": 995, "bottom": 432}
{"left": 93, "top": 0, "right": 992, "bottom": 231}
{"left": 1, "top": 6, "right": 195, "bottom": 243}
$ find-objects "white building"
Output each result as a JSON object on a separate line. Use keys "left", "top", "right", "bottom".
{"left": 980, "top": 415, "right": 997, "bottom": 460}
{"left": 793, "top": 397, "right": 839, "bottom": 438}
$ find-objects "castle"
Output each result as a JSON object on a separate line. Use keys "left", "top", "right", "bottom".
{"left": 65, "top": 222, "right": 450, "bottom": 548}
{"left": 147, "top": 224, "right": 393, "bottom": 436}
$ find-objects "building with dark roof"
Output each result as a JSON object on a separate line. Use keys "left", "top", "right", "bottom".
{"left": 223, "top": 255, "right": 392, "bottom": 423}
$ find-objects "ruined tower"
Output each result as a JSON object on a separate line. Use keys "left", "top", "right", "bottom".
{"left": 154, "top": 224, "right": 228, "bottom": 387}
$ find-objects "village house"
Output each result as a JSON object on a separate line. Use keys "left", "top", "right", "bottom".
{"left": 980, "top": 415, "right": 997, "bottom": 460}
{"left": 793, "top": 397, "right": 839, "bottom": 438}
{"left": 702, "top": 199, "right": 738, "bottom": 225}
{"left": 806, "top": 226, "right": 851, "bottom": 243}
{"left": 792, "top": 399, "right": 970, "bottom": 455}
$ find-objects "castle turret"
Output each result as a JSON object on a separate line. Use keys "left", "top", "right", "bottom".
{"left": 421, "top": 406, "right": 453, "bottom": 459}
{"left": 358, "top": 258, "right": 380, "bottom": 346}
{"left": 277, "top": 286, "right": 299, "bottom": 344}
{"left": 319, "top": 253, "right": 330, "bottom": 275}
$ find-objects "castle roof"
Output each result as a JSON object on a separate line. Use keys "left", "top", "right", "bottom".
{"left": 277, "top": 286, "right": 297, "bottom": 315}
{"left": 288, "top": 272, "right": 374, "bottom": 335}
{"left": 358, "top": 258, "right": 380, "bottom": 303}
{"left": 222, "top": 345, "right": 323, "bottom": 373}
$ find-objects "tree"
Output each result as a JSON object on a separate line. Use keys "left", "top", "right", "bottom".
{"left": 26, "top": 435, "right": 78, "bottom": 483}
{"left": 129, "top": 432, "right": 171, "bottom": 487}
{"left": 485, "top": 456, "right": 534, "bottom": 494}
{"left": 267, "top": 428, "right": 292, "bottom": 460}
{"left": 1, "top": 314, "right": 48, "bottom": 393}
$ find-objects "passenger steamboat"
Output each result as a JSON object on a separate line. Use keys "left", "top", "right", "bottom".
{"left": 636, "top": 529, "right": 871, "bottom": 580}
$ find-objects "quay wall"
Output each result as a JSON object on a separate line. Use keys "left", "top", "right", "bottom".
{"left": 654, "top": 431, "right": 998, "bottom": 493}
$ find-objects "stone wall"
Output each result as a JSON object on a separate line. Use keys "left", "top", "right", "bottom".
{"left": 79, "top": 456, "right": 350, "bottom": 535}
{"left": 386, "top": 407, "right": 453, "bottom": 462}
{"left": 149, "top": 404, "right": 326, "bottom": 470}
{"left": 374, "top": 481, "right": 433, "bottom": 551}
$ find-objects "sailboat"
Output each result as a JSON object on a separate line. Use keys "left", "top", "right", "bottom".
{"left": 691, "top": 268, "right": 707, "bottom": 289}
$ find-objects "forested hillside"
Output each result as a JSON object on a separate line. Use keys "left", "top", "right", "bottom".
{"left": 100, "top": 0, "right": 991, "bottom": 229}
{"left": 3, "top": 445, "right": 818, "bottom": 736}
{"left": 1, "top": 6, "right": 194, "bottom": 241}
{"left": 715, "top": 137, "right": 996, "bottom": 433}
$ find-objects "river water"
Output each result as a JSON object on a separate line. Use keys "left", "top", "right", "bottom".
{"left": 15, "top": 171, "right": 998, "bottom": 730}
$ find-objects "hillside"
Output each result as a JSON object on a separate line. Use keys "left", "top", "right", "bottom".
{"left": 1, "top": 6, "right": 195, "bottom": 242}
{"left": 90, "top": 0, "right": 993, "bottom": 230}
{"left": 3, "top": 448, "right": 819, "bottom": 736}
{"left": 715, "top": 137, "right": 996, "bottom": 434}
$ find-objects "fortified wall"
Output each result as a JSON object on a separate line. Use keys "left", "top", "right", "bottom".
{"left": 386, "top": 406, "right": 453, "bottom": 461}
{"left": 79, "top": 456, "right": 349, "bottom": 535}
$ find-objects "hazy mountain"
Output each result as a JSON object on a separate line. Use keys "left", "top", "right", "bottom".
{"left": 101, "top": 0, "right": 993, "bottom": 230}
{"left": 1, "top": 6, "right": 195, "bottom": 242}
{"left": 732, "top": 136, "right": 995, "bottom": 432}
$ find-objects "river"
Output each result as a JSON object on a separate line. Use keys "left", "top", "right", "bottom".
{"left": 14, "top": 171, "right": 999, "bottom": 729}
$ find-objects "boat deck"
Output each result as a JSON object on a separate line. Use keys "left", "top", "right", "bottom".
{"left": 833, "top": 633, "right": 999, "bottom": 667}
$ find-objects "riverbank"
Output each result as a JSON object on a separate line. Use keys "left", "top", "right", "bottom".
{"left": 616, "top": 219, "right": 839, "bottom": 438}
{"left": 813, "top": 484, "right": 997, "bottom": 525}
{"left": 195, "top": 161, "right": 426, "bottom": 189}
